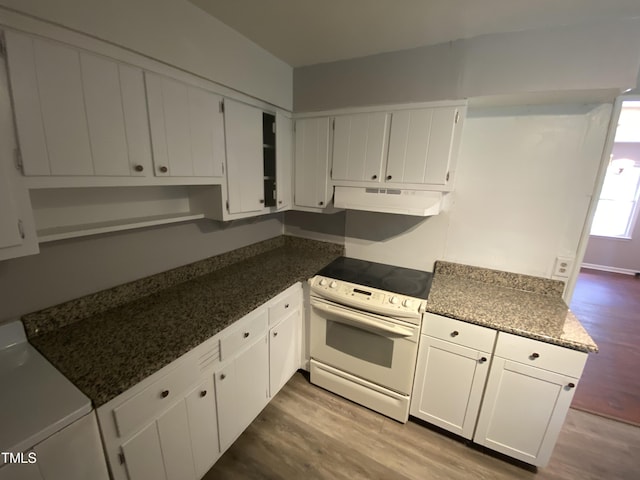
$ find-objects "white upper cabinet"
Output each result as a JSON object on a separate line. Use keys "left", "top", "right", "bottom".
{"left": 328, "top": 102, "right": 466, "bottom": 191}
{"left": 275, "top": 113, "right": 293, "bottom": 210}
{"left": 386, "top": 106, "right": 463, "bottom": 185}
{"left": 294, "top": 117, "right": 332, "bottom": 209}
{"left": 223, "top": 99, "right": 264, "bottom": 214}
{"left": 145, "top": 73, "right": 225, "bottom": 178}
{"left": 5, "top": 31, "right": 152, "bottom": 177}
{"left": 332, "top": 112, "right": 390, "bottom": 182}
{"left": 0, "top": 49, "right": 38, "bottom": 261}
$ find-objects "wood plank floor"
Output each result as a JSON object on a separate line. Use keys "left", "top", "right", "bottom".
{"left": 204, "top": 372, "right": 640, "bottom": 480}
{"left": 569, "top": 269, "right": 640, "bottom": 426}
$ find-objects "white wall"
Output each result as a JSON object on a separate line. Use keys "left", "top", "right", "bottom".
{"left": 284, "top": 210, "right": 346, "bottom": 245}
{"left": 343, "top": 104, "right": 611, "bottom": 277}
{"left": 294, "top": 17, "right": 640, "bottom": 111}
{"left": 0, "top": 0, "right": 293, "bottom": 109}
{"left": 0, "top": 215, "right": 284, "bottom": 321}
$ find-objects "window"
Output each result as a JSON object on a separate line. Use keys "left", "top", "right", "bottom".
{"left": 591, "top": 158, "right": 640, "bottom": 238}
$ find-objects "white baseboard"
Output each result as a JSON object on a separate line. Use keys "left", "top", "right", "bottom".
{"left": 581, "top": 263, "right": 639, "bottom": 276}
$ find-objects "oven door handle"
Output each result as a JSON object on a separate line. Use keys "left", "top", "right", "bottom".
{"left": 311, "top": 300, "right": 415, "bottom": 337}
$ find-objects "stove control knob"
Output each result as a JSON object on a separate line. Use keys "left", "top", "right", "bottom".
{"left": 389, "top": 296, "right": 400, "bottom": 305}
{"left": 329, "top": 281, "right": 338, "bottom": 289}
{"left": 402, "top": 298, "right": 414, "bottom": 308}
{"left": 319, "top": 278, "right": 328, "bottom": 286}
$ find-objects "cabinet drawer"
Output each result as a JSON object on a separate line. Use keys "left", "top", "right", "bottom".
{"left": 220, "top": 308, "right": 268, "bottom": 361}
{"left": 113, "top": 359, "right": 198, "bottom": 438}
{"left": 422, "top": 313, "right": 496, "bottom": 352}
{"left": 268, "top": 287, "right": 301, "bottom": 327}
{"left": 494, "top": 332, "right": 587, "bottom": 378}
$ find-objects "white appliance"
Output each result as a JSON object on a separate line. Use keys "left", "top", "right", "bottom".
{"left": 308, "top": 258, "right": 431, "bottom": 422}
{"left": 0, "top": 321, "right": 109, "bottom": 479}
{"left": 333, "top": 186, "right": 443, "bottom": 216}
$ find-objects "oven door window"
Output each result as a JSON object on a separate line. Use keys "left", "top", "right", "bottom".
{"left": 325, "top": 319, "right": 393, "bottom": 368}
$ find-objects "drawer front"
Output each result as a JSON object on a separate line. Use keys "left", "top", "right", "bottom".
{"left": 220, "top": 308, "right": 268, "bottom": 361}
{"left": 422, "top": 312, "right": 496, "bottom": 352}
{"left": 113, "top": 358, "right": 198, "bottom": 438}
{"left": 269, "top": 286, "right": 302, "bottom": 327}
{"left": 494, "top": 331, "right": 587, "bottom": 378}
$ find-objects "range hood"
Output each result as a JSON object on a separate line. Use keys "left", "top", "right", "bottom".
{"left": 334, "top": 186, "right": 443, "bottom": 216}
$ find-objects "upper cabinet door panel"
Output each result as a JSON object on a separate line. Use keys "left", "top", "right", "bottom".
{"left": 119, "top": 64, "right": 153, "bottom": 176}
{"left": 32, "top": 38, "right": 93, "bottom": 176}
{"left": 187, "top": 86, "right": 224, "bottom": 177}
{"left": 79, "top": 53, "right": 130, "bottom": 176}
{"left": 7, "top": 34, "right": 94, "bottom": 176}
{"left": 275, "top": 113, "right": 292, "bottom": 210}
{"left": 5, "top": 31, "right": 50, "bottom": 175}
{"left": 146, "top": 73, "right": 224, "bottom": 178}
{"left": 387, "top": 107, "right": 460, "bottom": 185}
{"left": 294, "top": 117, "right": 331, "bottom": 208}
{"left": 332, "top": 113, "right": 389, "bottom": 182}
{"left": 224, "top": 99, "right": 263, "bottom": 213}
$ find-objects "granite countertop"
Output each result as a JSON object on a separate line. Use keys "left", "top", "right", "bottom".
{"left": 426, "top": 261, "right": 598, "bottom": 353}
{"left": 25, "top": 237, "right": 342, "bottom": 407}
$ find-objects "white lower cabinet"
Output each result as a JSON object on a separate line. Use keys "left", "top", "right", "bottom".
{"left": 98, "top": 283, "right": 302, "bottom": 479}
{"left": 410, "top": 335, "right": 491, "bottom": 439}
{"left": 215, "top": 335, "right": 269, "bottom": 452}
{"left": 269, "top": 309, "right": 300, "bottom": 397}
{"left": 411, "top": 316, "right": 588, "bottom": 467}
{"left": 473, "top": 332, "right": 587, "bottom": 467}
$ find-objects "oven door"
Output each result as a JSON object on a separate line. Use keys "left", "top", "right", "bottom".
{"left": 310, "top": 296, "right": 420, "bottom": 395}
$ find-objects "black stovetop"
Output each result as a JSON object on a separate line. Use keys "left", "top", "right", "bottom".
{"left": 316, "top": 257, "right": 433, "bottom": 300}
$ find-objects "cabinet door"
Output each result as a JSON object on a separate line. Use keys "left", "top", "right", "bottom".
{"left": 215, "top": 336, "right": 269, "bottom": 452}
{"left": 121, "top": 421, "right": 167, "bottom": 480}
{"left": 269, "top": 310, "right": 299, "bottom": 397}
{"left": 6, "top": 32, "right": 92, "bottom": 175}
{"left": 223, "top": 99, "right": 264, "bottom": 213}
{"left": 275, "top": 113, "right": 293, "bottom": 210}
{"left": 146, "top": 73, "right": 225, "bottom": 178}
{"left": 410, "top": 336, "right": 489, "bottom": 439}
{"left": 386, "top": 107, "right": 461, "bottom": 185}
{"left": 474, "top": 357, "right": 578, "bottom": 467}
{"left": 332, "top": 113, "right": 389, "bottom": 182}
{"left": 294, "top": 117, "right": 331, "bottom": 208}
{"left": 156, "top": 401, "right": 197, "bottom": 480}
{"left": 0, "top": 55, "right": 38, "bottom": 261}
{"left": 185, "top": 377, "right": 220, "bottom": 478}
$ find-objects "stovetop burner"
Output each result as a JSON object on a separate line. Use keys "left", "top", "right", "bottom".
{"left": 316, "top": 257, "right": 433, "bottom": 299}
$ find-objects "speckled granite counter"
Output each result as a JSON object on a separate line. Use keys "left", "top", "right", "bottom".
{"left": 427, "top": 261, "right": 597, "bottom": 353}
{"left": 23, "top": 236, "right": 343, "bottom": 407}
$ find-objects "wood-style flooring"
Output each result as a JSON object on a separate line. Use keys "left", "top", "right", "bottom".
{"left": 204, "top": 372, "right": 640, "bottom": 479}
{"left": 569, "top": 269, "right": 640, "bottom": 426}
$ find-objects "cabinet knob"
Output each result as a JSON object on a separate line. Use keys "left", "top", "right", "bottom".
{"left": 285, "top": 303, "right": 289, "bottom": 309}
{"left": 200, "top": 390, "right": 207, "bottom": 397}
{"left": 273, "top": 331, "right": 278, "bottom": 337}
{"left": 278, "top": 200, "right": 283, "bottom": 204}
{"left": 530, "top": 352, "right": 540, "bottom": 359}
{"left": 259, "top": 199, "right": 265, "bottom": 204}
{"left": 386, "top": 175, "right": 393, "bottom": 180}
{"left": 478, "top": 357, "right": 487, "bottom": 363}
{"left": 134, "top": 164, "right": 144, "bottom": 172}
{"left": 567, "top": 382, "right": 576, "bottom": 389}
{"left": 450, "top": 331, "right": 459, "bottom": 337}
{"left": 372, "top": 174, "right": 377, "bottom": 180}
{"left": 319, "top": 201, "right": 324, "bottom": 206}
{"left": 243, "top": 332, "right": 250, "bottom": 338}
{"left": 161, "top": 390, "right": 169, "bottom": 398}
{"left": 220, "top": 374, "right": 226, "bottom": 380}
{"left": 159, "top": 166, "right": 168, "bottom": 173}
